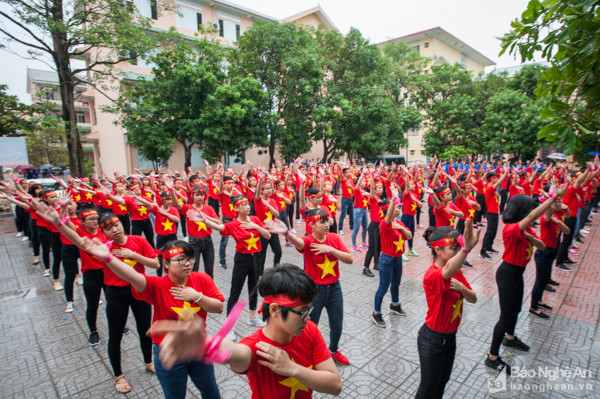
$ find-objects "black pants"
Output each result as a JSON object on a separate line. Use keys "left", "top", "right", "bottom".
{"left": 481, "top": 212, "right": 499, "bottom": 253}
{"left": 278, "top": 209, "right": 290, "bottom": 230}
{"left": 38, "top": 226, "right": 62, "bottom": 279}
{"left": 490, "top": 261, "right": 525, "bottom": 356}
{"left": 208, "top": 198, "right": 220, "bottom": 217}
{"left": 531, "top": 247, "right": 557, "bottom": 310}
{"left": 189, "top": 236, "right": 215, "bottom": 277}
{"left": 117, "top": 214, "right": 131, "bottom": 235}
{"left": 61, "top": 244, "right": 80, "bottom": 302}
{"left": 156, "top": 233, "right": 178, "bottom": 277}
{"left": 416, "top": 324, "right": 456, "bottom": 399}
{"left": 364, "top": 221, "right": 381, "bottom": 268}
{"left": 15, "top": 206, "right": 28, "bottom": 233}
{"left": 83, "top": 269, "right": 105, "bottom": 333}
{"left": 428, "top": 205, "right": 436, "bottom": 228}
{"left": 219, "top": 217, "right": 234, "bottom": 264}
{"left": 499, "top": 189, "right": 509, "bottom": 214}
{"left": 287, "top": 202, "right": 295, "bottom": 229}
{"left": 105, "top": 285, "right": 152, "bottom": 376}
{"left": 555, "top": 216, "right": 576, "bottom": 264}
{"left": 179, "top": 213, "right": 187, "bottom": 237}
{"left": 29, "top": 218, "right": 40, "bottom": 256}
{"left": 260, "top": 234, "right": 282, "bottom": 268}
{"left": 456, "top": 219, "right": 465, "bottom": 235}
{"left": 474, "top": 194, "right": 486, "bottom": 224}
{"left": 226, "top": 252, "right": 260, "bottom": 315}
{"left": 131, "top": 219, "right": 154, "bottom": 248}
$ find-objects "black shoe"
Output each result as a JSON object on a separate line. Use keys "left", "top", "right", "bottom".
{"left": 373, "top": 264, "right": 379, "bottom": 270}
{"left": 555, "top": 263, "right": 572, "bottom": 271}
{"left": 502, "top": 336, "right": 529, "bottom": 352}
{"left": 363, "top": 268, "right": 375, "bottom": 277}
{"left": 529, "top": 309, "right": 550, "bottom": 319}
{"left": 575, "top": 237, "right": 584, "bottom": 244}
{"left": 480, "top": 252, "right": 492, "bottom": 259}
{"left": 463, "top": 261, "right": 473, "bottom": 268}
{"left": 544, "top": 285, "right": 556, "bottom": 292}
{"left": 389, "top": 303, "right": 406, "bottom": 316}
{"left": 372, "top": 312, "right": 386, "bottom": 328}
{"left": 89, "top": 331, "right": 100, "bottom": 346}
{"left": 123, "top": 327, "right": 130, "bottom": 335}
{"left": 484, "top": 356, "right": 511, "bottom": 375}
{"left": 488, "top": 248, "right": 499, "bottom": 253}
{"left": 548, "top": 279, "right": 560, "bottom": 286}
{"left": 220, "top": 261, "right": 227, "bottom": 270}
{"left": 537, "top": 303, "right": 553, "bottom": 310}
{"left": 564, "top": 259, "right": 577, "bottom": 265}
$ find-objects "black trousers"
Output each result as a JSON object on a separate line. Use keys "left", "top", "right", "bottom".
{"left": 179, "top": 213, "right": 187, "bottom": 237}
{"left": 428, "top": 205, "right": 436, "bottom": 228}
{"left": 481, "top": 212, "right": 499, "bottom": 253}
{"left": 105, "top": 285, "right": 152, "bottom": 376}
{"left": 61, "top": 244, "right": 80, "bottom": 302}
{"left": 499, "top": 189, "right": 509, "bottom": 214}
{"left": 531, "top": 247, "right": 557, "bottom": 309}
{"left": 15, "top": 206, "right": 28, "bottom": 233}
{"left": 474, "top": 194, "right": 486, "bottom": 224}
{"left": 189, "top": 236, "right": 215, "bottom": 277}
{"left": 287, "top": 202, "right": 295, "bottom": 229}
{"left": 364, "top": 221, "right": 381, "bottom": 268}
{"left": 83, "top": 269, "right": 105, "bottom": 333}
{"left": 415, "top": 324, "right": 456, "bottom": 399}
{"left": 29, "top": 218, "right": 40, "bottom": 256}
{"left": 156, "top": 233, "right": 178, "bottom": 277}
{"left": 226, "top": 252, "right": 260, "bottom": 315}
{"left": 131, "top": 218, "right": 154, "bottom": 248}
{"left": 117, "top": 213, "right": 131, "bottom": 235}
{"left": 555, "top": 216, "right": 576, "bottom": 264}
{"left": 38, "top": 226, "right": 62, "bottom": 279}
{"left": 208, "top": 197, "right": 220, "bottom": 217}
{"left": 490, "top": 261, "right": 525, "bottom": 356}
{"left": 260, "top": 234, "right": 282, "bottom": 268}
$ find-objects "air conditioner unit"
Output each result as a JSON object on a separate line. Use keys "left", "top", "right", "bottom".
{"left": 212, "top": 22, "right": 219, "bottom": 30}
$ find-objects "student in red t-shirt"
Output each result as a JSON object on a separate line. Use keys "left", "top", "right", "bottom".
{"left": 284, "top": 208, "right": 354, "bottom": 366}
{"left": 37, "top": 190, "right": 63, "bottom": 287}
{"left": 363, "top": 177, "right": 384, "bottom": 277}
{"left": 255, "top": 181, "right": 282, "bottom": 268}
{"left": 218, "top": 175, "right": 242, "bottom": 269}
{"left": 416, "top": 220, "right": 479, "bottom": 398}
{"left": 150, "top": 264, "right": 343, "bottom": 399}
{"left": 351, "top": 173, "right": 369, "bottom": 253}
{"left": 428, "top": 185, "right": 464, "bottom": 229}
{"left": 485, "top": 185, "right": 566, "bottom": 374}
{"left": 401, "top": 168, "right": 423, "bottom": 257}
{"left": 480, "top": 169, "right": 508, "bottom": 259}
{"left": 202, "top": 195, "right": 272, "bottom": 340}
{"left": 372, "top": 199, "right": 412, "bottom": 327}
{"left": 58, "top": 199, "right": 82, "bottom": 313}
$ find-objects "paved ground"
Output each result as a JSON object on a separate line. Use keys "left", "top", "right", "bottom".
{"left": 0, "top": 206, "right": 599, "bottom": 398}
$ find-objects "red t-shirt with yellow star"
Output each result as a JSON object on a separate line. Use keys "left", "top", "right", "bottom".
{"left": 423, "top": 265, "right": 471, "bottom": 334}
{"left": 220, "top": 217, "right": 265, "bottom": 254}
{"left": 353, "top": 188, "right": 368, "bottom": 209}
{"left": 104, "top": 235, "right": 157, "bottom": 287}
{"left": 180, "top": 204, "right": 217, "bottom": 238}
{"left": 502, "top": 223, "right": 537, "bottom": 267}
{"left": 456, "top": 196, "right": 475, "bottom": 221}
{"left": 340, "top": 179, "right": 355, "bottom": 199}
{"left": 321, "top": 194, "right": 338, "bottom": 219}
{"left": 433, "top": 203, "right": 460, "bottom": 228}
{"left": 539, "top": 215, "right": 561, "bottom": 249}
{"left": 132, "top": 272, "right": 224, "bottom": 345}
{"left": 368, "top": 196, "right": 384, "bottom": 223}
{"left": 238, "top": 321, "right": 331, "bottom": 399}
{"left": 110, "top": 196, "right": 129, "bottom": 215}
{"left": 76, "top": 226, "right": 107, "bottom": 272}
{"left": 485, "top": 183, "right": 499, "bottom": 214}
{"left": 402, "top": 191, "right": 417, "bottom": 216}
{"left": 151, "top": 206, "right": 180, "bottom": 236}
{"left": 298, "top": 233, "right": 349, "bottom": 285}
{"left": 220, "top": 192, "right": 239, "bottom": 219}
{"left": 379, "top": 219, "right": 407, "bottom": 257}
{"left": 299, "top": 205, "right": 330, "bottom": 236}
{"left": 254, "top": 197, "right": 277, "bottom": 223}
{"left": 124, "top": 197, "right": 150, "bottom": 221}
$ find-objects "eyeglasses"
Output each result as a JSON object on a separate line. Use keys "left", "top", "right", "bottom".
{"left": 168, "top": 257, "right": 194, "bottom": 265}
{"left": 285, "top": 305, "right": 314, "bottom": 320}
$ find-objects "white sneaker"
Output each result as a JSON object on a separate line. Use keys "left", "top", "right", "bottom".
{"left": 296, "top": 219, "right": 302, "bottom": 224}
{"left": 21, "top": 236, "right": 29, "bottom": 242}
{"left": 75, "top": 276, "right": 83, "bottom": 285}
{"left": 182, "top": 236, "right": 189, "bottom": 242}
{"left": 53, "top": 281, "right": 63, "bottom": 291}
{"left": 16, "top": 232, "right": 23, "bottom": 238}
{"left": 43, "top": 269, "right": 51, "bottom": 277}
{"left": 247, "top": 316, "right": 266, "bottom": 328}
{"left": 99, "top": 299, "right": 104, "bottom": 305}
{"left": 339, "top": 230, "right": 344, "bottom": 235}
{"left": 291, "top": 229, "right": 297, "bottom": 234}
{"left": 580, "top": 228, "right": 590, "bottom": 234}
{"left": 226, "top": 330, "right": 237, "bottom": 341}
{"left": 65, "top": 302, "right": 74, "bottom": 313}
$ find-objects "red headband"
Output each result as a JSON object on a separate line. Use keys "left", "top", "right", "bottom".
{"left": 163, "top": 246, "right": 185, "bottom": 260}
{"left": 261, "top": 184, "right": 273, "bottom": 190}
{"left": 129, "top": 184, "right": 140, "bottom": 191}
{"left": 43, "top": 191, "right": 56, "bottom": 198}
{"left": 429, "top": 237, "right": 456, "bottom": 248}
{"left": 99, "top": 216, "right": 120, "bottom": 229}
{"left": 307, "top": 191, "right": 322, "bottom": 199}
{"left": 79, "top": 210, "right": 98, "bottom": 220}
{"left": 233, "top": 197, "right": 249, "bottom": 207}
{"left": 436, "top": 187, "right": 451, "bottom": 198}
{"left": 307, "top": 213, "right": 327, "bottom": 224}
{"left": 258, "top": 294, "right": 306, "bottom": 314}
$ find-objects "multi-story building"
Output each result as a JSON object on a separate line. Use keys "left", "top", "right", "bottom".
{"left": 377, "top": 27, "right": 495, "bottom": 165}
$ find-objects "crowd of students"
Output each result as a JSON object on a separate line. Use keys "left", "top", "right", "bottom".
{"left": 1, "top": 156, "right": 598, "bottom": 398}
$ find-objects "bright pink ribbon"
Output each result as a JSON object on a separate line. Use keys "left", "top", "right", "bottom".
{"left": 203, "top": 301, "right": 247, "bottom": 364}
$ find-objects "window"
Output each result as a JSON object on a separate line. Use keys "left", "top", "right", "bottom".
{"left": 218, "top": 19, "right": 224, "bottom": 37}
{"left": 133, "top": 0, "right": 154, "bottom": 18}
{"left": 460, "top": 53, "right": 467, "bottom": 69}
{"left": 410, "top": 150, "right": 415, "bottom": 155}
{"left": 42, "top": 91, "right": 59, "bottom": 101}
{"left": 136, "top": 150, "right": 155, "bottom": 169}
{"left": 408, "top": 129, "right": 419, "bottom": 136}
{"left": 413, "top": 45, "right": 420, "bottom": 53}
{"left": 76, "top": 114, "right": 86, "bottom": 123}
{"left": 176, "top": 1, "right": 202, "bottom": 31}
{"left": 190, "top": 147, "right": 205, "bottom": 167}
{"left": 197, "top": 13, "right": 202, "bottom": 29}
{"left": 424, "top": 42, "right": 429, "bottom": 48}
{"left": 236, "top": 24, "right": 240, "bottom": 40}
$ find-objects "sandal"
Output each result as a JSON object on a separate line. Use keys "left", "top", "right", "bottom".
{"left": 114, "top": 375, "right": 132, "bottom": 394}
{"left": 144, "top": 362, "right": 155, "bottom": 374}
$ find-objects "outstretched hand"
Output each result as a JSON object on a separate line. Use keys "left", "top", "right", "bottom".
{"left": 462, "top": 219, "right": 480, "bottom": 252}
{"left": 152, "top": 318, "right": 207, "bottom": 370}
{"left": 263, "top": 218, "right": 288, "bottom": 234}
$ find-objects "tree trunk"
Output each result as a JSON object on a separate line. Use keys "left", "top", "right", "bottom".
{"left": 268, "top": 135, "right": 276, "bottom": 169}
{"left": 182, "top": 143, "right": 192, "bottom": 170}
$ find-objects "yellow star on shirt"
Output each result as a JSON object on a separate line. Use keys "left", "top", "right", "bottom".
{"left": 162, "top": 219, "right": 174, "bottom": 232}
{"left": 265, "top": 210, "right": 273, "bottom": 220}
{"left": 451, "top": 296, "right": 463, "bottom": 323}
{"left": 244, "top": 232, "right": 260, "bottom": 251}
{"left": 171, "top": 301, "right": 200, "bottom": 321}
{"left": 483, "top": 187, "right": 486, "bottom": 194}
{"left": 123, "top": 258, "right": 137, "bottom": 268}
{"left": 279, "top": 359, "right": 312, "bottom": 399}
{"left": 347, "top": 188, "right": 352, "bottom": 194}
{"left": 468, "top": 208, "right": 475, "bottom": 218}
{"left": 329, "top": 204, "right": 336, "bottom": 214}
{"left": 138, "top": 206, "right": 148, "bottom": 215}
{"left": 85, "top": 193, "right": 93, "bottom": 200}
{"left": 213, "top": 188, "right": 218, "bottom": 195}
{"left": 195, "top": 221, "right": 207, "bottom": 232}
{"left": 146, "top": 192, "right": 152, "bottom": 198}
{"left": 106, "top": 199, "right": 113, "bottom": 207}
{"left": 289, "top": 193, "right": 294, "bottom": 199}
{"left": 362, "top": 199, "right": 368, "bottom": 207}
{"left": 75, "top": 195, "right": 81, "bottom": 202}
{"left": 280, "top": 200, "right": 286, "bottom": 208}
{"left": 379, "top": 209, "right": 384, "bottom": 219}
{"left": 411, "top": 203, "right": 417, "bottom": 211}
{"left": 526, "top": 242, "right": 533, "bottom": 260}
{"left": 393, "top": 237, "right": 405, "bottom": 253}
{"left": 317, "top": 255, "right": 337, "bottom": 279}
{"left": 229, "top": 203, "right": 234, "bottom": 212}
{"left": 118, "top": 204, "right": 127, "bottom": 212}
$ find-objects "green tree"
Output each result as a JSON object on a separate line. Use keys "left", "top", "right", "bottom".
{"left": 112, "top": 40, "right": 268, "bottom": 169}
{"left": 500, "top": 0, "right": 600, "bottom": 155}
{"left": 25, "top": 114, "right": 69, "bottom": 166}
{"left": 0, "top": 84, "right": 36, "bottom": 136}
{"left": 229, "top": 21, "right": 323, "bottom": 165}
{"left": 0, "top": 0, "right": 173, "bottom": 176}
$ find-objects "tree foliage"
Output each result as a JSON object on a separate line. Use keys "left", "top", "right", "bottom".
{"left": 0, "top": 84, "right": 36, "bottom": 136}
{"left": 500, "top": 0, "right": 600, "bottom": 155}
{"left": 25, "top": 114, "right": 69, "bottom": 166}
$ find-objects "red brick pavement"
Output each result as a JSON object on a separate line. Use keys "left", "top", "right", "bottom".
{"left": 331, "top": 206, "right": 600, "bottom": 324}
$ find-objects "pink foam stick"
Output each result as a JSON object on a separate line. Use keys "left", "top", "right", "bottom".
{"left": 202, "top": 300, "right": 247, "bottom": 364}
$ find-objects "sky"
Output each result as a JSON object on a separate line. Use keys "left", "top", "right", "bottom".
{"left": 0, "top": 0, "right": 533, "bottom": 103}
